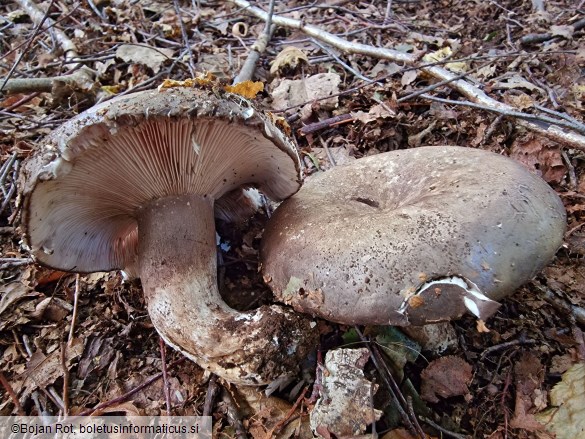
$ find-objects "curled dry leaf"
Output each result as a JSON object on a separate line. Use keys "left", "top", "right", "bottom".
{"left": 420, "top": 356, "right": 473, "bottom": 403}
{"left": 270, "top": 46, "right": 309, "bottom": 75}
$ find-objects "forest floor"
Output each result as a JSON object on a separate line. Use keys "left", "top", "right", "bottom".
{"left": 1, "top": 1, "right": 584, "bottom": 438}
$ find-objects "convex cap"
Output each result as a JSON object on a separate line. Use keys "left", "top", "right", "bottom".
{"left": 261, "top": 146, "right": 566, "bottom": 325}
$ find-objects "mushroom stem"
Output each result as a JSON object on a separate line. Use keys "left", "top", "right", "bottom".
{"left": 138, "top": 194, "right": 315, "bottom": 385}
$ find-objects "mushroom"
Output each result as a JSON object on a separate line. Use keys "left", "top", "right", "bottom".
{"left": 261, "top": 146, "right": 566, "bottom": 326}
{"left": 21, "top": 87, "right": 318, "bottom": 385}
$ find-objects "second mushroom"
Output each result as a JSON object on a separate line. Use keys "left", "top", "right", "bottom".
{"left": 261, "top": 146, "right": 566, "bottom": 326}
{"left": 21, "top": 87, "right": 317, "bottom": 385}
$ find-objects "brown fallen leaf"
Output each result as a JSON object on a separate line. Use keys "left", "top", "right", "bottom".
{"left": 420, "top": 356, "right": 472, "bottom": 403}
{"left": 510, "top": 136, "right": 566, "bottom": 185}
{"left": 509, "top": 352, "right": 547, "bottom": 431}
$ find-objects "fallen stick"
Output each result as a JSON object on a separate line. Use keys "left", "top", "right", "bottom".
{"left": 231, "top": 0, "right": 585, "bottom": 151}
{"left": 2, "top": 0, "right": 94, "bottom": 94}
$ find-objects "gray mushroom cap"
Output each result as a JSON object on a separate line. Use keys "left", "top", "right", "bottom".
{"left": 21, "top": 87, "right": 301, "bottom": 272}
{"left": 261, "top": 146, "right": 566, "bottom": 326}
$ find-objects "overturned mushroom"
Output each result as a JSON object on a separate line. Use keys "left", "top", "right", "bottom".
{"left": 21, "top": 87, "right": 317, "bottom": 385}
{"left": 261, "top": 146, "right": 566, "bottom": 325}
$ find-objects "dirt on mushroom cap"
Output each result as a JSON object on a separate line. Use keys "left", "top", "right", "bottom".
{"left": 261, "top": 146, "right": 566, "bottom": 326}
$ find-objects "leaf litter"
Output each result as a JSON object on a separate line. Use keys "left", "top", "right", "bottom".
{"left": 0, "top": 0, "right": 584, "bottom": 437}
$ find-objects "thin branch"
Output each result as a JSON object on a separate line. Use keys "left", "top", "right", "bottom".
{"left": 75, "top": 358, "right": 186, "bottom": 416}
{"left": 202, "top": 375, "right": 220, "bottom": 416}
{"left": 2, "top": 0, "right": 94, "bottom": 94}
{"left": 60, "top": 342, "right": 70, "bottom": 416}
{"left": 310, "top": 38, "right": 379, "bottom": 83}
{"left": 232, "top": 0, "right": 276, "bottom": 84}
{"left": 420, "top": 94, "right": 585, "bottom": 135}
{"left": 159, "top": 337, "right": 172, "bottom": 416}
{"left": 173, "top": 0, "right": 196, "bottom": 76}
{"left": 221, "top": 387, "right": 248, "bottom": 439}
{"left": 231, "top": 0, "right": 585, "bottom": 150}
{"left": 1, "top": 0, "right": 56, "bottom": 92}
{"left": 0, "top": 372, "right": 26, "bottom": 415}
{"left": 67, "top": 274, "right": 81, "bottom": 344}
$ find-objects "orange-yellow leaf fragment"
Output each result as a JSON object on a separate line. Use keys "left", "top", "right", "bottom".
{"left": 224, "top": 80, "right": 264, "bottom": 99}
{"left": 267, "top": 112, "right": 291, "bottom": 136}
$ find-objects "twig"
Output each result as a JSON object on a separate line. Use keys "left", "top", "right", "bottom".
{"left": 1, "top": 72, "right": 91, "bottom": 94}
{"left": 60, "top": 342, "right": 70, "bottom": 416}
{"left": 0, "top": 372, "right": 26, "bottom": 415}
{"left": 268, "top": 386, "right": 309, "bottom": 438}
{"left": 479, "top": 333, "right": 536, "bottom": 360}
{"left": 566, "top": 221, "right": 585, "bottom": 237}
{"left": 299, "top": 113, "right": 354, "bottom": 136}
{"left": 173, "top": 0, "right": 196, "bottom": 76}
{"left": 22, "top": 334, "right": 50, "bottom": 419}
{"left": 397, "top": 61, "right": 490, "bottom": 103}
{"left": 76, "top": 358, "right": 186, "bottom": 416}
{"left": 67, "top": 274, "right": 81, "bottom": 344}
{"left": 535, "top": 285, "right": 585, "bottom": 326}
{"left": 483, "top": 115, "right": 505, "bottom": 144}
{"left": 0, "top": 153, "right": 17, "bottom": 197}
{"left": 3, "top": 92, "right": 41, "bottom": 112}
{"left": 420, "top": 94, "right": 585, "bottom": 135}
{"left": 561, "top": 149, "right": 578, "bottom": 191}
{"left": 231, "top": 0, "right": 585, "bottom": 150}
{"left": 221, "top": 387, "right": 248, "bottom": 439}
{"left": 0, "top": 159, "right": 19, "bottom": 215}
{"left": 0, "top": 258, "right": 32, "bottom": 270}
{"left": 520, "top": 18, "right": 585, "bottom": 46}
{"left": 310, "top": 38, "right": 378, "bottom": 83}
{"left": 319, "top": 136, "right": 337, "bottom": 167}
{"left": 0, "top": 0, "right": 55, "bottom": 93}
{"left": 354, "top": 327, "right": 418, "bottom": 435}
{"left": 2, "top": 0, "right": 94, "bottom": 94}
{"left": 159, "top": 337, "right": 172, "bottom": 416}
{"left": 86, "top": 0, "right": 105, "bottom": 19}
{"left": 407, "top": 396, "right": 426, "bottom": 438}
{"left": 202, "top": 375, "right": 220, "bottom": 416}
{"left": 383, "top": 0, "right": 393, "bottom": 25}
{"left": 232, "top": 0, "right": 276, "bottom": 84}
{"left": 420, "top": 416, "right": 468, "bottom": 439}
{"left": 306, "top": 347, "right": 324, "bottom": 404}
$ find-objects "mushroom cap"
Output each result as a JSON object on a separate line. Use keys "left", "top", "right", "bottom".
{"left": 21, "top": 87, "right": 301, "bottom": 273}
{"left": 261, "top": 146, "right": 566, "bottom": 325}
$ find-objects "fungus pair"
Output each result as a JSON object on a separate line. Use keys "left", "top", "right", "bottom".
{"left": 22, "top": 88, "right": 566, "bottom": 385}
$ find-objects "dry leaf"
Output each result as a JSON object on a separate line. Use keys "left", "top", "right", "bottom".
{"left": 510, "top": 352, "right": 547, "bottom": 431}
{"left": 420, "top": 356, "right": 472, "bottom": 403}
{"left": 536, "top": 363, "right": 585, "bottom": 439}
{"left": 550, "top": 25, "right": 574, "bottom": 39}
{"left": 115, "top": 44, "right": 174, "bottom": 73}
{"left": 224, "top": 80, "right": 264, "bottom": 99}
{"left": 270, "top": 46, "right": 309, "bottom": 75}
{"left": 493, "top": 76, "right": 544, "bottom": 94}
{"left": 311, "top": 348, "right": 382, "bottom": 437}
{"left": 401, "top": 70, "right": 418, "bottom": 86}
{"left": 272, "top": 73, "right": 341, "bottom": 112}
{"left": 510, "top": 136, "right": 566, "bottom": 184}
